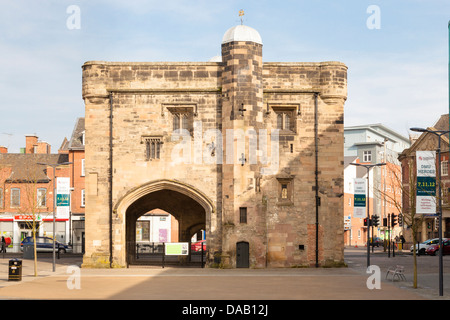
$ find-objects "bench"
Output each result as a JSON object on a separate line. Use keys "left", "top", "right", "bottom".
{"left": 385, "top": 265, "right": 406, "bottom": 281}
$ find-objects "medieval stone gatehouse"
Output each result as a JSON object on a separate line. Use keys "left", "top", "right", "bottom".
{"left": 81, "top": 23, "right": 347, "bottom": 268}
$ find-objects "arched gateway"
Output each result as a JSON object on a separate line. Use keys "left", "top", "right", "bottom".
{"left": 117, "top": 180, "right": 214, "bottom": 265}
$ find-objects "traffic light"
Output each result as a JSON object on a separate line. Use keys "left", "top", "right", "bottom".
{"left": 383, "top": 218, "right": 388, "bottom": 227}
{"left": 398, "top": 213, "right": 403, "bottom": 227}
{"left": 435, "top": 216, "right": 440, "bottom": 230}
{"left": 364, "top": 218, "right": 372, "bottom": 227}
{"left": 391, "top": 213, "right": 397, "bottom": 227}
{"left": 372, "top": 215, "right": 379, "bottom": 227}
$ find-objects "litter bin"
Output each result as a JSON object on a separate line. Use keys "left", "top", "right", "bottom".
{"left": 8, "top": 259, "right": 22, "bottom": 281}
{"left": 23, "top": 244, "right": 34, "bottom": 259}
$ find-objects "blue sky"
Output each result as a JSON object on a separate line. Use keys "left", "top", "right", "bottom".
{"left": 1, "top": 0, "right": 450, "bottom": 152}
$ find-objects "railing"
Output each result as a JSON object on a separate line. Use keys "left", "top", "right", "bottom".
{"left": 132, "top": 242, "right": 206, "bottom": 267}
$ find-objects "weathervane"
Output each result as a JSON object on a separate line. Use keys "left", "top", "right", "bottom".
{"left": 239, "top": 9, "right": 244, "bottom": 25}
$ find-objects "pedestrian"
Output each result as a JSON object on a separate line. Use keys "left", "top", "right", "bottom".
{"left": 1, "top": 236, "right": 5, "bottom": 253}
{"left": 400, "top": 235, "right": 405, "bottom": 250}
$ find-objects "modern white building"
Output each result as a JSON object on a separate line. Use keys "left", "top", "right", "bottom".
{"left": 344, "top": 124, "right": 411, "bottom": 245}
{"left": 344, "top": 123, "right": 410, "bottom": 164}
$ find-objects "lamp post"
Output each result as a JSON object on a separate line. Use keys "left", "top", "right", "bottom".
{"left": 410, "top": 127, "right": 449, "bottom": 296}
{"left": 37, "top": 161, "right": 72, "bottom": 272}
{"left": 350, "top": 162, "right": 386, "bottom": 267}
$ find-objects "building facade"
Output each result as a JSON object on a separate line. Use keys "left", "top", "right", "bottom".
{"left": 66, "top": 117, "right": 86, "bottom": 253}
{"left": 0, "top": 135, "right": 71, "bottom": 251}
{"left": 82, "top": 24, "right": 348, "bottom": 268}
{"left": 399, "top": 114, "right": 450, "bottom": 243}
{"left": 343, "top": 156, "right": 375, "bottom": 247}
{"left": 344, "top": 124, "right": 410, "bottom": 246}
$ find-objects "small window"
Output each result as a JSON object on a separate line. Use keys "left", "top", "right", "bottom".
{"left": 11, "top": 188, "right": 20, "bottom": 207}
{"left": 37, "top": 188, "right": 47, "bottom": 207}
{"left": 442, "top": 161, "right": 448, "bottom": 176}
{"left": 81, "top": 189, "right": 85, "bottom": 207}
{"left": 172, "top": 112, "right": 193, "bottom": 133}
{"left": 81, "top": 159, "right": 85, "bottom": 177}
{"left": 277, "top": 178, "right": 293, "bottom": 203}
{"left": 275, "top": 111, "right": 295, "bottom": 132}
{"left": 270, "top": 105, "right": 298, "bottom": 134}
{"left": 144, "top": 137, "right": 163, "bottom": 160}
{"left": 239, "top": 207, "right": 247, "bottom": 224}
{"left": 136, "top": 221, "right": 150, "bottom": 241}
{"left": 363, "top": 151, "right": 372, "bottom": 162}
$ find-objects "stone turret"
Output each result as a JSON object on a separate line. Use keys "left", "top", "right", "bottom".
{"left": 220, "top": 24, "right": 266, "bottom": 267}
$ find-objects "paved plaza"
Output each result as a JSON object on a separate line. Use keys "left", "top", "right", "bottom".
{"left": 0, "top": 247, "right": 448, "bottom": 301}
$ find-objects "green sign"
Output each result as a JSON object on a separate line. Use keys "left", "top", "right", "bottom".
{"left": 165, "top": 242, "right": 189, "bottom": 256}
{"left": 56, "top": 194, "right": 70, "bottom": 206}
{"left": 354, "top": 195, "right": 366, "bottom": 207}
{"left": 416, "top": 176, "right": 436, "bottom": 196}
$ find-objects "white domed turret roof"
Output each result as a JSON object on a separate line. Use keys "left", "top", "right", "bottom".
{"left": 222, "top": 25, "right": 262, "bottom": 45}
{"left": 208, "top": 55, "right": 222, "bottom": 62}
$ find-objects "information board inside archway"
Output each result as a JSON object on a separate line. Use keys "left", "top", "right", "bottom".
{"left": 165, "top": 242, "right": 189, "bottom": 255}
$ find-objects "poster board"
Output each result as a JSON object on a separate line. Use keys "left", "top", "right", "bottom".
{"left": 165, "top": 242, "right": 189, "bottom": 255}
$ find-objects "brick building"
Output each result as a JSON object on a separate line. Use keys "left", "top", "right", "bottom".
{"left": 81, "top": 24, "right": 348, "bottom": 268}
{"left": 0, "top": 135, "right": 71, "bottom": 251}
{"left": 66, "top": 117, "right": 86, "bottom": 253}
{"left": 399, "top": 114, "right": 450, "bottom": 243}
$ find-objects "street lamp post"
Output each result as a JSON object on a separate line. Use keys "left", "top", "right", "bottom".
{"left": 350, "top": 162, "right": 386, "bottom": 268}
{"left": 37, "top": 161, "right": 72, "bottom": 272}
{"left": 410, "top": 127, "right": 449, "bottom": 297}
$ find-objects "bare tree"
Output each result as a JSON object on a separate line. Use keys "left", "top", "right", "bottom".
{"left": 19, "top": 165, "right": 51, "bottom": 277}
{"left": 375, "top": 156, "right": 425, "bottom": 288}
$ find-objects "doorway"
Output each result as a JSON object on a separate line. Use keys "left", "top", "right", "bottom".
{"left": 236, "top": 241, "right": 249, "bottom": 268}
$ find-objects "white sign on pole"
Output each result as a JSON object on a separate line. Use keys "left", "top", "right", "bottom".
{"left": 353, "top": 178, "right": 367, "bottom": 218}
{"left": 416, "top": 151, "right": 436, "bottom": 214}
{"left": 56, "top": 177, "right": 70, "bottom": 219}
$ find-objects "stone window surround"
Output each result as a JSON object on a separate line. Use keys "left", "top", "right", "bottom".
{"left": 141, "top": 136, "right": 163, "bottom": 161}
{"left": 163, "top": 103, "right": 197, "bottom": 136}
{"left": 276, "top": 176, "right": 294, "bottom": 205}
{"left": 267, "top": 104, "right": 300, "bottom": 134}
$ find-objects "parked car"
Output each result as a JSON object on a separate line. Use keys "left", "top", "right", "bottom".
{"left": 20, "top": 236, "right": 72, "bottom": 254}
{"left": 191, "top": 240, "right": 206, "bottom": 252}
{"left": 410, "top": 238, "right": 441, "bottom": 255}
{"left": 370, "top": 237, "right": 383, "bottom": 247}
{"left": 426, "top": 239, "right": 450, "bottom": 256}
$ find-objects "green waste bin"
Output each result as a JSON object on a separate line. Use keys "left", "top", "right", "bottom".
{"left": 8, "top": 259, "right": 22, "bottom": 281}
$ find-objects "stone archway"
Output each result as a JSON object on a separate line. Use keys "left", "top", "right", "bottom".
{"left": 113, "top": 179, "right": 215, "bottom": 266}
